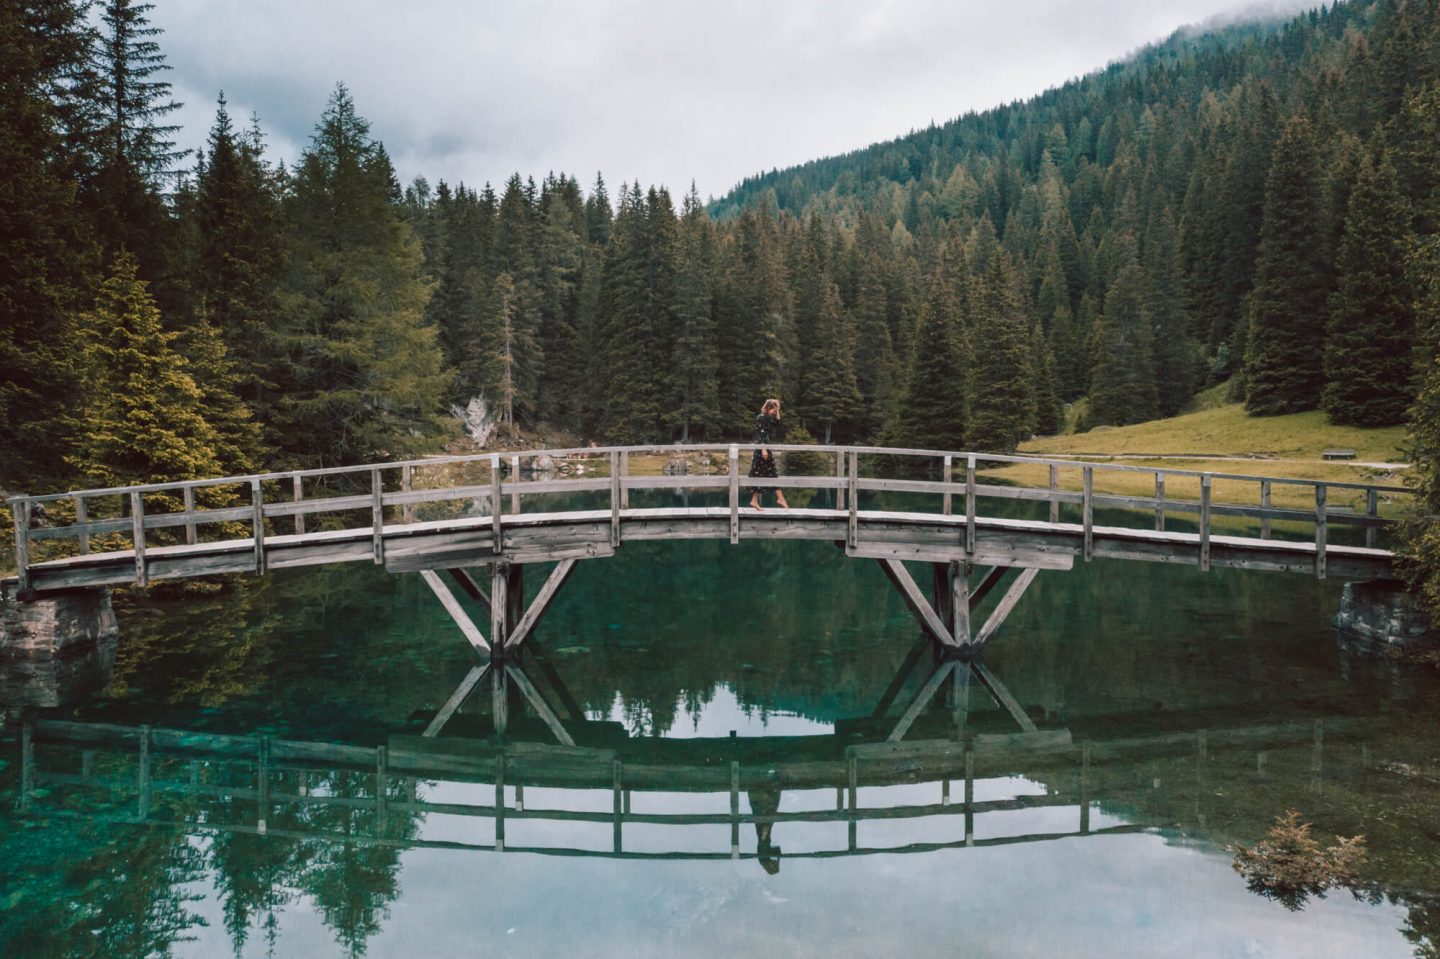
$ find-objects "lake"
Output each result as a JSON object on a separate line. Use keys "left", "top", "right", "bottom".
{"left": 2, "top": 538, "right": 1438, "bottom": 958}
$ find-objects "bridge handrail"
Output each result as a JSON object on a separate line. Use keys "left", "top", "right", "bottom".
{"left": 5, "top": 443, "right": 1414, "bottom": 503}
{"left": 7, "top": 443, "right": 1412, "bottom": 593}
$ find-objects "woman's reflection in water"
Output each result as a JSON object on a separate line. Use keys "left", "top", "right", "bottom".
{"left": 749, "top": 788, "right": 782, "bottom": 875}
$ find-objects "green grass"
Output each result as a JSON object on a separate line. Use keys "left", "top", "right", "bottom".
{"left": 1026, "top": 402, "right": 1409, "bottom": 463}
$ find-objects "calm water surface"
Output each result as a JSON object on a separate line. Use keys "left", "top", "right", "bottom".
{"left": 2, "top": 537, "right": 1438, "bottom": 958}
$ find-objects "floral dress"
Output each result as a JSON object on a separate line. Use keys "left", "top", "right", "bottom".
{"left": 747, "top": 413, "right": 781, "bottom": 496}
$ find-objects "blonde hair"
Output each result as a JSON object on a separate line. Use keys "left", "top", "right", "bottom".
{"left": 762, "top": 398, "right": 781, "bottom": 419}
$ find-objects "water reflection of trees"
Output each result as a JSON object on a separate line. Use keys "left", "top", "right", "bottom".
{"left": 34, "top": 533, "right": 1440, "bottom": 957}
{"left": 0, "top": 743, "right": 421, "bottom": 958}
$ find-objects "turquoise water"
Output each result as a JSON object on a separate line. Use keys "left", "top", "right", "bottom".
{"left": 2, "top": 538, "right": 1438, "bottom": 958}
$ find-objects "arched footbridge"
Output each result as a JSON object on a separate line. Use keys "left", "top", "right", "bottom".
{"left": 6, "top": 444, "right": 1409, "bottom": 658}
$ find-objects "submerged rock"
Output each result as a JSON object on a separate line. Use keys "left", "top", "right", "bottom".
{"left": 1334, "top": 579, "right": 1440, "bottom": 656}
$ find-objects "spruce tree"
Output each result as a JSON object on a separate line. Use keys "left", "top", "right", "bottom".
{"left": 87, "top": 0, "right": 185, "bottom": 287}
{"left": 670, "top": 186, "right": 720, "bottom": 441}
{"left": 1088, "top": 263, "right": 1160, "bottom": 426}
{"left": 1322, "top": 151, "right": 1415, "bottom": 426}
{"left": 69, "top": 253, "right": 225, "bottom": 492}
{"left": 278, "top": 85, "right": 450, "bottom": 467}
{"left": 1029, "top": 321, "right": 1064, "bottom": 435}
{"left": 1244, "top": 116, "right": 1332, "bottom": 415}
{"left": 193, "top": 94, "right": 285, "bottom": 434}
{"left": 0, "top": 0, "right": 96, "bottom": 489}
{"left": 969, "top": 256, "right": 1034, "bottom": 453}
{"left": 890, "top": 272, "right": 967, "bottom": 452}
{"left": 804, "top": 282, "right": 863, "bottom": 444}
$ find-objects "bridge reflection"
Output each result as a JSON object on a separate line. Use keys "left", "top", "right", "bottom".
{"left": 18, "top": 651, "right": 1369, "bottom": 871}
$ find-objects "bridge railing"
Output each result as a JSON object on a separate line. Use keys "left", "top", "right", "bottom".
{"left": 7, "top": 444, "right": 1413, "bottom": 591}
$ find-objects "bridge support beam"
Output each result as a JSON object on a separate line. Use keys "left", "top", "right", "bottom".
{"left": 419, "top": 558, "right": 580, "bottom": 663}
{"left": 972, "top": 568, "right": 1040, "bottom": 649}
{"left": 882, "top": 657, "right": 1034, "bottom": 741}
{"left": 878, "top": 560, "right": 1040, "bottom": 652}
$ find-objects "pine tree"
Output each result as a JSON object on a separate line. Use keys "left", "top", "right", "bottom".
{"left": 69, "top": 253, "right": 225, "bottom": 492}
{"left": 1322, "top": 151, "right": 1415, "bottom": 426}
{"left": 1244, "top": 116, "right": 1332, "bottom": 415}
{"left": 969, "top": 256, "right": 1034, "bottom": 453}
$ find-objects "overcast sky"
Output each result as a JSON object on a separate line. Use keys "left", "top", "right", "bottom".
{"left": 149, "top": 0, "right": 1314, "bottom": 200}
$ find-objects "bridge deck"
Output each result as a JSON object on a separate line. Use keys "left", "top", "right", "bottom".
{"left": 11, "top": 505, "right": 1396, "bottom": 593}
{"left": 7, "top": 443, "right": 1407, "bottom": 595}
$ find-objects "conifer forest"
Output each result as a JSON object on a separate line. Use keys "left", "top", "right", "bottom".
{"left": 6, "top": 0, "right": 1440, "bottom": 602}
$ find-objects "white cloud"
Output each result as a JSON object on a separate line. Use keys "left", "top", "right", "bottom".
{"left": 150, "top": 0, "right": 1315, "bottom": 198}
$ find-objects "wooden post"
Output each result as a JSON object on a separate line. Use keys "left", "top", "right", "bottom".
{"left": 510, "top": 455, "right": 521, "bottom": 514}
{"left": 1154, "top": 474, "right": 1165, "bottom": 532}
{"left": 613, "top": 760, "right": 623, "bottom": 854}
{"left": 619, "top": 451, "right": 629, "bottom": 509}
{"left": 75, "top": 495, "right": 89, "bottom": 555}
{"left": 375, "top": 746, "right": 388, "bottom": 831}
{"left": 847, "top": 754, "right": 858, "bottom": 852}
{"left": 491, "top": 666, "right": 508, "bottom": 734}
{"left": 1199, "top": 474, "right": 1211, "bottom": 572}
{"left": 138, "top": 725, "right": 151, "bottom": 819}
{"left": 401, "top": 465, "right": 414, "bottom": 525}
{"left": 965, "top": 455, "right": 977, "bottom": 557}
{"left": 1048, "top": 465, "right": 1059, "bottom": 524}
{"left": 952, "top": 561, "right": 971, "bottom": 645}
{"left": 942, "top": 455, "right": 953, "bottom": 515}
{"left": 964, "top": 750, "right": 974, "bottom": 846}
{"left": 292, "top": 473, "right": 305, "bottom": 535}
{"left": 183, "top": 486, "right": 198, "bottom": 545}
{"left": 256, "top": 734, "right": 268, "bottom": 834}
{"left": 1260, "top": 480, "right": 1272, "bottom": 540}
{"left": 491, "top": 564, "right": 510, "bottom": 659}
{"left": 495, "top": 754, "right": 506, "bottom": 851}
{"left": 130, "top": 491, "right": 147, "bottom": 587}
{"left": 1365, "top": 489, "right": 1378, "bottom": 549}
{"left": 1081, "top": 467, "right": 1093, "bottom": 562}
{"left": 13, "top": 499, "right": 30, "bottom": 594}
{"left": 1079, "top": 741, "right": 1091, "bottom": 835}
{"left": 728, "top": 446, "right": 740, "bottom": 545}
{"left": 19, "top": 722, "right": 33, "bottom": 813}
{"left": 613, "top": 450, "right": 625, "bottom": 548}
{"left": 835, "top": 451, "right": 846, "bottom": 512}
{"left": 491, "top": 455, "right": 504, "bottom": 554}
{"left": 370, "top": 468, "right": 384, "bottom": 565}
{"left": 847, "top": 450, "right": 859, "bottom": 549}
{"left": 251, "top": 479, "right": 266, "bottom": 574}
{"left": 730, "top": 760, "right": 740, "bottom": 858}
{"left": 1315, "top": 484, "right": 1327, "bottom": 580}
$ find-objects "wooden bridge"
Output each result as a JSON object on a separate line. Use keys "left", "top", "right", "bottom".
{"left": 16, "top": 708, "right": 1369, "bottom": 867}
{"left": 6, "top": 443, "right": 1409, "bottom": 658}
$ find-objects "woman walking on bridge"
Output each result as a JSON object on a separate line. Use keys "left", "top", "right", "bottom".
{"left": 748, "top": 398, "right": 789, "bottom": 510}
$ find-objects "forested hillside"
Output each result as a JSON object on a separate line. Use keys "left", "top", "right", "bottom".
{"left": 4, "top": 0, "right": 1440, "bottom": 493}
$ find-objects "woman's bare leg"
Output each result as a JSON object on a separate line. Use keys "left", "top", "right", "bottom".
{"left": 776, "top": 491, "right": 790, "bottom": 509}
{"left": 749, "top": 493, "right": 762, "bottom": 509}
